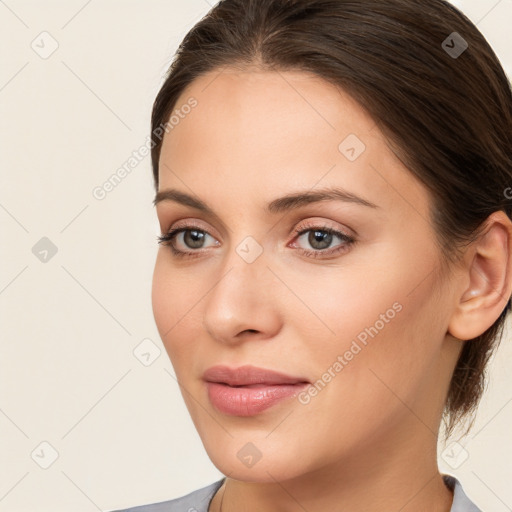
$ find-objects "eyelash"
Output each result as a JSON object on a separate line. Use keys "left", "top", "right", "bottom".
{"left": 157, "top": 224, "right": 356, "bottom": 260}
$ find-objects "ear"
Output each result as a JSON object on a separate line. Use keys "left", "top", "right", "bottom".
{"left": 448, "top": 210, "right": 512, "bottom": 341}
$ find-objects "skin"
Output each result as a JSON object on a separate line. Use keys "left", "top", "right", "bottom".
{"left": 151, "top": 68, "right": 512, "bottom": 512}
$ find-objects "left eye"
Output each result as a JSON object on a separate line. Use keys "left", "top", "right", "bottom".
{"left": 291, "top": 226, "right": 355, "bottom": 256}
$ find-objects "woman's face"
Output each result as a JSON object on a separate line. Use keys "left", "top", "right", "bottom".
{"left": 152, "top": 69, "right": 462, "bottom": 482}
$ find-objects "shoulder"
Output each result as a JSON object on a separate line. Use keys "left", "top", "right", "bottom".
{"left": 443, "top": 474, "right": 483, "bottom": 512}
{"left": 108, "top": 478, "right": 225, "bottom": 512}
{"left": 109, "top": 474, "right": 484, "bottom": 511}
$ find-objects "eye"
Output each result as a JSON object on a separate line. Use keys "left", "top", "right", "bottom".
{"left": 157, "top": 226, "right": 219, "bottom": 258}
{"left": 290, "top": 223, "right": 356, "bottom": 259}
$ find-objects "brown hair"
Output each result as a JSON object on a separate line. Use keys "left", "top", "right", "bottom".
{"left": 150, "top": 0, "right": 512, "bottom": 438}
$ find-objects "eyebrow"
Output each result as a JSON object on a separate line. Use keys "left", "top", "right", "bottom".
{"left": 153, "top": 186, "right": 379, "bottom": 215}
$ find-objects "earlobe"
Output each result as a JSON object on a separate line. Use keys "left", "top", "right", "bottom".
{"left": 447, "top": 211, "right": 512, "bottom": 341}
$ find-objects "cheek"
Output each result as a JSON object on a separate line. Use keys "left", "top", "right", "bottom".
{"left": 151, "top": 254, "right": 201, "bottom": 359}
{"left": 277, "top": 257, "right": 410, "bottom": 350}
{"left": 151, "top": 254, "right": 172, "bottom": 337}
{"left": 287, "top": 247, "right": 441, "bottom": 395}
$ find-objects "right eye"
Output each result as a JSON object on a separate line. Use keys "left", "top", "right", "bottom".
{"left": 157, "top": 226, "right": 220, "bottom": 258}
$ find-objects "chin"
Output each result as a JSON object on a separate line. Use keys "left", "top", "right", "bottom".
{"left": 202, "top": 436, "right": 313, "bottom": 484}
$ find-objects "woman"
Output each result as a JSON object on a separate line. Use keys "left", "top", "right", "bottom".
{"left": 113, "top": 0, "right": 512, "bottom": 510}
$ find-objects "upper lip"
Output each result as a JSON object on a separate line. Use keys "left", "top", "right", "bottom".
{"left": 203, "top": 365, "right": 309, "bottom": 386}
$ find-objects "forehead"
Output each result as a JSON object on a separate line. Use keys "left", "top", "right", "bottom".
{"left": 167, "top": 67, "right": 376, "bottom": 148}
{"left": 158, "top": 68, "right": 430, "bottom": 220}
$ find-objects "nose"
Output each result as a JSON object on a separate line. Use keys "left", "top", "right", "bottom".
{"left": 202, "top": 243, "right": 282, "bottom": 345}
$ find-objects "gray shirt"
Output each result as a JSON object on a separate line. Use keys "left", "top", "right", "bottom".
{"left": 111, "top": 474, "right": 482, "bottom": 511}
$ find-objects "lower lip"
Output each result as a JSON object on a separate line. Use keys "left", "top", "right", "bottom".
{"left": 206, "top": 382, "right": 309, "bottom": 416}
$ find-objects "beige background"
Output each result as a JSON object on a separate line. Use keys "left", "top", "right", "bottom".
{"left": 0, "top": 0, "right": 511, "bottom": 510}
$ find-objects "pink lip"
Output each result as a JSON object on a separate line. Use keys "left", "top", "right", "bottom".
{"left": 203, "top": 365, "right": 310, "bottom": 416}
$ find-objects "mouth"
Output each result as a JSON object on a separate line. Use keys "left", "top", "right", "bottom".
{"left": 203, "top": 365, "right": 310, "bottom": 416}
